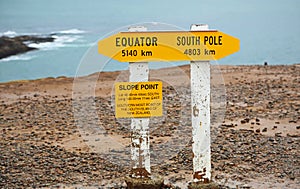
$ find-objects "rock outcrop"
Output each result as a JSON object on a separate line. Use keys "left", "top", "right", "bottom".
{"left": 0, "top": 35, "right": 54, "bottom": 59}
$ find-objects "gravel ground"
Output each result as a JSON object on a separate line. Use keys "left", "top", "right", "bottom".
{"left": 0, "top": 64, "right": 299, "bottom": 188}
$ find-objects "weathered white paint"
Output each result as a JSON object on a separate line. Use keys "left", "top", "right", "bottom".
{"left": 190, "top": 24, "right": 211, "bottom": 182}
{"left": 129, "top": 26, "right": 151, "bottom": 178}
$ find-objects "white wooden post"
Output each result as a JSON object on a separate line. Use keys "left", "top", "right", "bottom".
{"left": 128, "top": 26, "right": 151, "bottom": 178}
{"left": 190, "top": 24, "right": 211, "bottom": 183}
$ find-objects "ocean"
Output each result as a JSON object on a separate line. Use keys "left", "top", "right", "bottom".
{"left": 0, "top": 0, "right": 299, "bottom": 82}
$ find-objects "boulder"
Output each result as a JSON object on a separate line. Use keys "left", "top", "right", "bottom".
{"left": 0, "top": 35, "right": 54, "bottom": 59}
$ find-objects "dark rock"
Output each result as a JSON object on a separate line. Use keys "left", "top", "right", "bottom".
{"left": 221, "top": 123, "right": 235, "bottom": 128}
{"left": 0, "top": 35, "right": 54, "bottom": 59}
{"left": 15, "top": 35, "right": 54, "bottom": 44}
{"left": 0, "top": 36, "right": 35, "bottom": 59}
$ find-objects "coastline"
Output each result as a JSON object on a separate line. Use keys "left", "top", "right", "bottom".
{"left": 1, "top": 63, "right": 299, "bottom": 84}
{"left": 0, "top": 64, "right": 299, "bottom": 188}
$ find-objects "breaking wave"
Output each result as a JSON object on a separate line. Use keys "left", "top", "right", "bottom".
{"left": 54, "top": 28, "right": 87, "bottom": 35}
{"left": 0, "top": 54, "right": 36, "bottom": 62}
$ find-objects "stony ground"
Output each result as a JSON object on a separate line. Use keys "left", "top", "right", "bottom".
{"left": 0, "top": 64, "right": 299, "bottom": 188}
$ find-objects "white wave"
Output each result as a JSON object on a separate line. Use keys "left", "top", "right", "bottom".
{"left": 27, "top": 41, "right": 65, "bottom": 50}
{"left": 1, "top": 30, "right": 42, "bottom": 37}
{"left": 55, "top": 29, "right": 86, "bottom": 34}
{"left": 27, "top": 35, "right": 83, "bottom": 50}
{"left": 52, "top": 35, "right": 81, "bottom": 43}
{"left": 0, "top": 54, "right": 35, "bottom": 62}
{"left": 1, "top": 30, "right": 18, "bottom": 37}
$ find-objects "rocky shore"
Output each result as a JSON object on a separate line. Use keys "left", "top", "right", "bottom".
{"left": 0, "top": 64, "right": 299, "bottom": 188}
{"left": 0, "top": 35, "right": 54, "bottom": 59}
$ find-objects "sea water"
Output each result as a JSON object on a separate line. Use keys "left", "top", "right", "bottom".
{"left": 0, "top": 0, "right": 299, "bottom": 82}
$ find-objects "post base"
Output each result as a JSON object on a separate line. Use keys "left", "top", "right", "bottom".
{"left": 188, "top": 181, "right": 219, "bottom": 189}
{"left": 125, "top": 175, "right": 164, "bottom": 189}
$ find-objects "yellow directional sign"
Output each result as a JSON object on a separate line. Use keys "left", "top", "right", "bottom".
{"left": 98, "top": 31, "right": 239, "bottom": 62}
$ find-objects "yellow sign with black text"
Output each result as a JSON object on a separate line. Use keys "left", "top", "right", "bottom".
{"left": 98, "top": 31, "right": 239, "bottom": 62}
{"left": 115, "top": 81, "right": 163, "bottom": 118}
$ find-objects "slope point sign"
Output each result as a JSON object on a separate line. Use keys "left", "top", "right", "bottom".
{"left": 98, "top": 30, "right": 239, "bottom": 62}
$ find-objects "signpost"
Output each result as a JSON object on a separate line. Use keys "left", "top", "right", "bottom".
{"left": 190, "top": 24, "right": 211, "bottom": 183}
{"left": 98, "top": 24, "right": 240, "bottom": 184}
{"left": 98, "top": 30, "right": 239, "bottom": 62}
{"left": 128, "top": 26, "right": 152, "bottom": 178}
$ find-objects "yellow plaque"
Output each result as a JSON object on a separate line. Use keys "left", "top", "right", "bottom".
{"left": 115, "top": 81, "right": 163, "bottom": 118}
{"left": 98, "top": 31, "right": 239, "bottom": 62}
